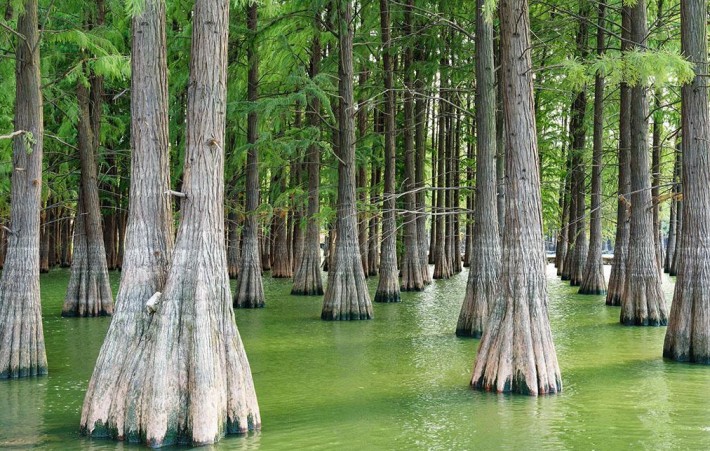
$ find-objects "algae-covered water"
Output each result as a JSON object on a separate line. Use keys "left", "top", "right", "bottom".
{"left": 1, "top": 265, "right": 709, "bottom": 450}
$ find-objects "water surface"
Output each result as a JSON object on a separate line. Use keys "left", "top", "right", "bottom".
{"left": 1, "top": 266, "right": 708, "bottom": 450}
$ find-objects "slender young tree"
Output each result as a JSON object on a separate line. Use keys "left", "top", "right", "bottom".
{"left": 399, "top": 0, "right": 424, "bottom": 291}
{"left": 234, "top": 2, "right": 265, "bottom": 308}
{"left": 292, "top": 26, "right": 324, "bottom": 296}
{"left": 471, "top": 0, "right": 561, "bottom": 396}
{"left": 81, "top": 0, "right": 175, "bottom": 436}
{"left": 664, "top": 0, "right": 710, "bottom": 363}
{"left": 664, "top": 143, "right": 680, "bottom": 273}
{"left": 456, "top": 0, "right": 500, "bottom": 338}
{"left": 579, "top": 0, "right": 607, "bottom": 295}
{"left": 621, "top": 0, "right": 667, "bottom": 326}
{"left": 606, "top": 6, "right": 631, "bottom": 306}
{"left": 0, "top": 0, "right": 47, "bottom": 379}
{"left": 61, "top": 79, "right": 114, "bottom": 317}
{"left": 321, "top": 0, "right": 373, "bottom": 320}
{"left": 374, "top": 0, "right": 400, "bottom": 302}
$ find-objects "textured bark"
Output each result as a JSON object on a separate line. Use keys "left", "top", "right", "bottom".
{"left": 414, "top": 44, "right": 431, "bottom": 284}
{"left": 621, "top": 0, "right": 667, "bottom": 326}
{"left": 227, "top": 210, "right": 240, "bottom": 279}
{"left": 556, "top": 144, "right": 571, "bottom": 277}
{"left": 495, "top": 34, "right": 506, "bottom": 236}
{"left": 664, "top": 0, "right": 710, "bottom": 363}
{"left": 292, "top": 28, "right": 323, "bottom": 296}
{"left": 433, "top": 52, "right": 452, "bottom": 280}
{"left": 374, "top": 0, "right": 400, "bottom": 303}
{"left": 606, "top": 7, "right": 632, "bottom": 306}
{"left": 670, "top": 196, "right": 682, "bottom": 276}
{"left": 367, "top": 164, "right": 381, "bottom": 276}
{"left": 456, "top": 0, "right": 500, "bottom": 338}
{"left": 234, "top": 2, "right": 264, "bottom": 308}
{"left": 471, "top": 0, "right": 561, "bottom": 396}
{"left": 321, "top": 0, "right": 373, "bottom": 320}
{"left": 60, "top": 209, "right": 73, "bottom": 267}
{"left": 0, "top": 0, "right": 47, "bottom": 378}
{"left": 61, "top": 81, "right": 114, "bottom": 317}
{"left": 399, "top": 1, "right": 424, "bottom": 290}
{"left": 664, "top": 144, "right": 680, "bottom": 273}
{"left": 83, "top": 0, "right": 260, "bottom": 444}
{"left": 651, "top": 95, "right": 663, "bottom": 271}
{"left": 271, "top": 173, "right": 292, "bottom": 278}
{"left": 357, "top": 69, "right": 369, "bottom": 277}
{"left": 561, "top": 171, "right": 577, "bottom": 281}
{"left": 0, "top": 225, "right": 5, "bottom": 270}
{"left": 39, "top": 207, "right": 49, "bottom": 273}
{"left": 450, "top": 100, "right": 462, "bottom": 274}
{"left": 579, "top": 1, "right": 607, "bottom": 295}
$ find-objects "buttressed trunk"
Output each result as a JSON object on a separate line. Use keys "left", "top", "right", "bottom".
{"left": 664, "top": 0, "right": 710, "bottom": 363}
{"left": 0, "top": 0, "right": 48, "bottom": 379}
{"left": 62, "top": 80, "right": 114, "bottom": 317}
{"left": 621, "top": 0, "right": 667, "bottom": 326}
{"left": 471, "top": 0, "right": 561, "bottom": 396}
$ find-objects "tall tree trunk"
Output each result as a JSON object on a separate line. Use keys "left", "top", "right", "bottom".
{"left": 399, "top": 0, "right": 424, "bottom": 291}
{"left": 39, "top": 206, "right": 49, "bottom": 273}
{"left": 357, "top": 69, "right": 369, "bottom": 276}
{"left": 579, "top": 1, "right": 607, "bottom": 295}
{"left": 321, "top": 0, "right": 373, "bottom": 320}
{"left": 84, "top": 0, "right": 260, "bottom": 443}
{"left": 606, "top": 6, "right": 632, "bottom": 306}
{"left": 62, "top": 80, "right": 114, "bottom": 317}
{"left": 556, "top": 139, "right": 571, "bottom": 277}
{"left": 81, "top": 0, "right": 175, "bottom": 437}
{"left": 227, "top": 210, "right": 240, "bottom": 279}
{"left": 367, "top": 164, "right": 381, "bottom": 275}
{"left": 374, "top": 0, "right": 400, "bottom": 302}
{"left": 235, "top": 2, "right": 265, "bottom": 307}
{"left": 471, "top": 0, "right": 561, "bottom": 396}
{"left": 456, "top": 0, "right": 501, "bottom": 337}
{"left": 664, "top": 141, "right": 680, "bottom": 273}
{"left": 433, "top": 49, "right": 452, "bottom": 280}
{"left": 271, "top": 172, "right": 292, "bottom": 278}
{"left": 292, "top": 26, "right": 323, "bottom": 296}
{"left": 621, "top": 0, "right": 667, "bottom": 326}
{"left": 414, "top": 40, "right": 431, "bottom": 284}
{"left": 495, "top": 32, "right": 506, "bottom": 235}
{"left": 670, "top": 191, "right": 682, "bottom": 276}
{"left": 664, "top": 0, "right": 710, "bottom": 362}
{"left": 0, "top": 0, "right": 47, "bottom": 378}
{"left": 60, "top": 209, "right": 72, "bottom": 267}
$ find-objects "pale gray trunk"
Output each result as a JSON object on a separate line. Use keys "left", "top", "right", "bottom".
{"left": 471, "top": 0, "right": 561, "bottom": 396}
{"left": 0, "top": 0, "right": 47, "bottom": 378}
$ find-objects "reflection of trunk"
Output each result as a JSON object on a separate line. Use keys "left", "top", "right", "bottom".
{"left": 321, "top": 0, "right": 373, "bottom": 320}
{"left": 579, "top": 1, "right": 607, "bottom": 295}
{"left": 606, "top": 7, "right": 631, "bottom": 306}
{"left": 61, "top": 81, "right": 114, "bottom": 317}
{"left": 664, "top": 0, "right": 710, "bottom": 362}
{"left": 292, "top": 26, "right": 323, "bottom": 296}
{"left": 374, "top": 0, "right": 400, "bottom": 302}
{"left": 0, "top": 0, "right": 47, "bottom": 378}
{"left": 456, "top": 0, "right": 500, "bottom": 338}
{"left": 471, "top": 0, "right": 561, "bottom": 396}
{"left": 234, "top": 2, "right": 264, "bottom": 308}
{"left": 83, "top": 0, "right": 260, "bottom": 443}
{"left": 621, "top": 0, "right": 666, "bottom": 326}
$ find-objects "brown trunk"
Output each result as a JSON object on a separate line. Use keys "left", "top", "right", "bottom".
{"left": 39, "top": 206, "right": 49, "bottom": 273}
{"left": 556, "top": 141, "right": 571, "bottom": 277}
{"left": 579, "top": 1, "right": 607, "bottom": 295}
{"left": 227, "top": 210, "right": 240, "bottom": 279}
{"left": 664, "top": 0, "right": 710, "bottom": 362}
{"left": 61, "top": 80, "right": 114, "bottom": 317}
{"left": 271, "top": 174, "right": 292, "bottom": 278}
{"left": 292, "top": 26, "right": 323, "bottom": 296}
{"left": 374, "top": 0, "right": 400, "bottom": 302}
{"left": 414, "top": 37, "right": 431, "bottom": 284}
{"left": 456, "top": 0, "right": 501, "bottom": 338}
{"left": 621, "top": 0, "right": 667, "bottom": 326}
{"left": 606, "top": 7, "right": 632, "bottom": 306}
{"left": 357, "top": 69, "right": 369, "bottom": 276}
{"left": 471, "top": 0, "right": 561, "bottom": 396}
{"left": 433, "top": 48, "right": 452, "bottom": 280}
{"left": 664, "top": 141, "right": 680, "bottom": 273}
{"left": 367, "top": 164, "right": 381, "bottom": 275}
{"left": 60, "top": 209, "right": 72, "bottom": 267}
{"left": 321, "top": 0, "right": 373, "bottom": 320}
{"left": 651, "top": 93, "right": 663, "bottom": 271}
{"left": 234, "top": 2, "right": 265, "bottom": 307}
{"left": 0, "top": 0, "right": 47, "bottom": 378}
{"left": 670, "top": 193, "right": 682, "bottom": 276}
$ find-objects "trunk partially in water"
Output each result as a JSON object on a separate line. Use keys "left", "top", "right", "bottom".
{"left": 0, "top": 0, "right": 47, "bottom": 378}
{"left": 456, "top": 0, "right": 500, "bottom": 338}
{"left": 292, "top": 27, "right": 323, "bottom": 296}
{"left": 374, "top": 0, "right": 400, "bottom": 303}
{"left": 579, "top": 1, "right": 607, "bottom": 295}
{"left": 234, "top": 2, "right": 264, "bottom": 308}
{"left": 664, "top": 0, "right": 710, "bottom": 363}
{"left": 471, "top": 0, "right": 561, "bottom": 396}
{"left": 321, "top": 0, "right": 373, "bottom": 320}
{"left": 621, "top": 0, "right": 667, "bottom": 326}
{"left": 606, "top": 7, "right": 631, "bottom": 306}
{"left": 62, "top": 81, "right": 114, "bottom": 317}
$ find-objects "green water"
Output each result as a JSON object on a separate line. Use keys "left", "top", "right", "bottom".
{"left": 1, "top": 266, "right": 709, "bottom": 450}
